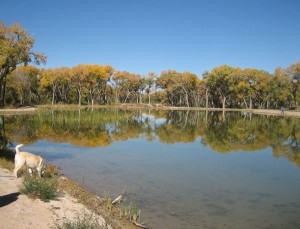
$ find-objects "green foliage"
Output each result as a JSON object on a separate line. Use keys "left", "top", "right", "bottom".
{"left": 19, "top": 175, "right": 58, "bottom": 201}
{"left": 156, "top": 70, "right": 201, "bottom": 107}
{"left": 6, "top": 65, "right": 40, "bottom": 106}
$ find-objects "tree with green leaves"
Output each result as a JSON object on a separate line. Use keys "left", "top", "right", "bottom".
{"left": 7, "top": 65, "right": 40, "bottom": 106}
{"left": 206, "top": 65, "right": 237, "bottom": 109}
{"left": 71, "top": 65, "right": 88, "bottom": 106}
{"left": 271, "top": 67, "right": 292, "bottom": 108}
{"left": 0, "top": 22, "right": 46, "bottom": 106}
{"left": 144, "top": 72, "right": 156, "bottom": 105}
{"left": 286, "top": 62, "right": 300, "bottom": 109}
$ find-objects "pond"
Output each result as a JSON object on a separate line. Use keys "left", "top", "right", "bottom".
{"left": 1, "top": 108, "right": 300, "bottom": 229}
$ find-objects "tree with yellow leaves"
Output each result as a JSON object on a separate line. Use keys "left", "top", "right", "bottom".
{"left": 71, "top": 65, "right": 88, "bottom": 106}
{"left": 0, "top": 22, "right": 46, "bottom": 106}
{"left": 7, "top": 65, "right": 40, "bottom": 106}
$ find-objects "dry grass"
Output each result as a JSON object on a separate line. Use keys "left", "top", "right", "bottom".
{"left": 55, "top": 212, "right": 107, "bottom": 229}
{"left": 58, "top": 178, "right": 137, "bottom": 229}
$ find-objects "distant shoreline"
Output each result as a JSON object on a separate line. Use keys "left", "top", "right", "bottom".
{"left": 0, "top": 104, "right": 299, "bottom": 118}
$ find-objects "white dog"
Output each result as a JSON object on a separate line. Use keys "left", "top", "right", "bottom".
{"left": 14, "top": 144, "right": 46, "bottom": 178}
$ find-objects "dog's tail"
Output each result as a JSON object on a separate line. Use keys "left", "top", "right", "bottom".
{"left": 15, "top": 144, "right": 24, "bottom": 154}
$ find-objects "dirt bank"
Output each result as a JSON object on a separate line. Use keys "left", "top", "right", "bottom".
{"left": 0, "top": 167, "right": 110, "bottom": 229}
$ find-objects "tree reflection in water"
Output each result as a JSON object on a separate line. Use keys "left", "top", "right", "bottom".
{"left": 1, "top": 108, "right": 299, "bottom": 167}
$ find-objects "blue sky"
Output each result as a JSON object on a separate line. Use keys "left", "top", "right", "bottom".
{"left": 1, "top": 0, "right": 300, "bottom": 77}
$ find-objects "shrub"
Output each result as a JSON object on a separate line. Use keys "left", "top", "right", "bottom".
{"left": 43, "top": 164, "right": 62, "bottom": 178}
{"left": 19, "top": 175, "right": 58, "bottom": 201}
{"left": 56, "top": 213, "right": 106, "bottom": 229}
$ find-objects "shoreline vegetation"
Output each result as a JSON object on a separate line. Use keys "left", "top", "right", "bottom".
{"left": 0, "top": 104, "right": 299, "bottom": 117}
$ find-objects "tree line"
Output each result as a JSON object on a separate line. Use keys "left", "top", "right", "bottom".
{"left": 1, "top": 22, "right": 299, "bottom": 109}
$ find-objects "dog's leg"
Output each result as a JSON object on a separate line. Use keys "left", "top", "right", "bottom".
{"left": 14, "top": 156, "right": 25, "bottom": 178}
{"left": 28, "top": 168, "right": 33, "bottom": 176}
{"left": 37, "top": 158, "right": 45, "bottom": 178}
{"left": 37, "top": 164, "right": 42, "bottom": 177}
{"left": 14, "top": 164, "right": 23, "bottom": 178}
{"left": 13, "top": 168, "right": 18, "bottom": 178}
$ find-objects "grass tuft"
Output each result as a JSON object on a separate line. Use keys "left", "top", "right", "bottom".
{"left": 56, "top": 212, "right": 106, "bottom": 229}
{"left": 19, "top": 175, "right": 58, "bottom": 201}
{"left": 43, "top": 164, "right": 62, "bottom": 178}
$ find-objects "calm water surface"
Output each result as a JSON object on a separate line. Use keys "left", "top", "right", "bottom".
{"left": 2, "top": 108, "right": 300, "bottom": 229}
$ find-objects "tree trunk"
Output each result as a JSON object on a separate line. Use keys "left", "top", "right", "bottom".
{"left": 185, "top": 92, "right": 189, "bottom": 107}
{"left": 243, "top": 97, "right": 248, "bottom": 109}
{"left": 148, "top": 93, "right": 151, "bottom": 105}
{"left": 205, "top": 89, "right": 209, "bottom": 109}
{"left": 222, "top": 96, "right": 226, "bottom": 109}
{"left": 124, "top": 91, "right": 130, "bottom": 103}
{"left": 0, "top": 68, "right": 10, "bottom": 107}
{"left": 103, "top": 83, "right": 107, "bottom": 104}
{"left": 139, "top": 92, "right": 142, "bottom": 104}
{"left": 115, "top": 90, "right": 119, "bottom": 104}
{"left": 89, "top": 89, "right": 94, "bottom": 107}
{"left": 182, "top": 87, "right": 189, "bottom": 107}
{"left": 78, "top": 87, "right": 81, "bottom": 106}
{"left": 1, "top": 77, "right": 6, "bottom": 107}
{"left": 52, "top": 85, "right": 56, "bottom": 105}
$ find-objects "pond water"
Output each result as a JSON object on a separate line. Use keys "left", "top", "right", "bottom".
{"left": 2, "top": 108, "right": 300, "bottom": 229}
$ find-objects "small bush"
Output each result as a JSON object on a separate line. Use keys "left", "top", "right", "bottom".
{"left": 19, "top": 175, "right": 58, "bottom": 201}
{"left": 43, "top": 164, "right": 62, "bottom": 178}
{"left": 56, "top": 213, "right": 106, "bottom": 229}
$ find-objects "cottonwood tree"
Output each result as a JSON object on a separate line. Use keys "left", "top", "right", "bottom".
{"left": 286, "top": 62, "right": 300, "bottom": 108}
{"left": 270, "top": 67, "right": 291, "bottom": 108}
{"left": 93, "top": 65, "right": 114, "bottom": 104}
{"left": 71, "top": 65, "right": 88, "bottom": 106}
{"left": 7, "top": 65, "right": 40, "bottom": 106}
{"left": 111, "top": 71, "right": 140, "bottom": 103}
{"left": 0, "top": 22, "right": 46, "bottom": 106}
{"left": 208, "top": 65, "right": 241, "bottom": 109}
{"left": 144, "top": 72, "right": 156, "bottom": 105}
{"left": 156, "top": 70, "right": 181, "bottom": 106}
{"left": 40, "top": 67, "right": 71, "bottom": 104}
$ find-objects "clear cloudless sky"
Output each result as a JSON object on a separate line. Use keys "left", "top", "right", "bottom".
{"left": 1, "top": 0, "right": 300, "bottom": 77}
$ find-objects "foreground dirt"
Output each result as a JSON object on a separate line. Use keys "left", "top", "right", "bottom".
{"left": 0, "top": 167, "right": 110, "bottom": 229}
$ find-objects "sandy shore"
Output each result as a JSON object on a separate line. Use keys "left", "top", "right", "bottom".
{"left": 0, "top": 167, "right": 111, "bottom": 229}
